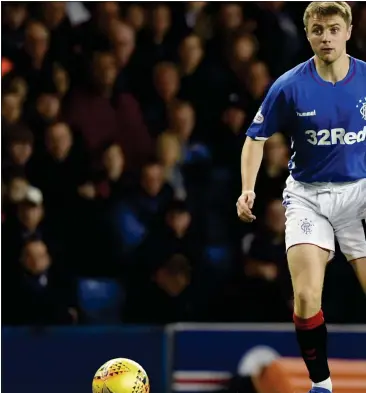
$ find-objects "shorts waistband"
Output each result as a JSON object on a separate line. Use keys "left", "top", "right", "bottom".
{"left": 288, "top": 176, "right": 362, "bottom": 193}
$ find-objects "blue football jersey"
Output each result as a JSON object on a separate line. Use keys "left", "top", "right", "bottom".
{"left": 246, "top": 56, "right": 366, "bottom": 183}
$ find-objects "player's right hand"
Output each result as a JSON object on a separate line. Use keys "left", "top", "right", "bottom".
{"left": 237, "top": 191, "right": 256, "bottom": 222}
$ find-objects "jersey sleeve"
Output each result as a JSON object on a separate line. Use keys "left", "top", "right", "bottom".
{"left": 246, "top": 80, "right": 290, "bottom": 140}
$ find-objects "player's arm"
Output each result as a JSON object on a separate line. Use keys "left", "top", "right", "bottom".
{"left": 241, "top": 81, "right": 288, "bottom": 192}
{"left": 238, "top": 81, "right": 288, "bottom": 221}
{"left": 241, "top": 137, "right": 265, "bottom": 192}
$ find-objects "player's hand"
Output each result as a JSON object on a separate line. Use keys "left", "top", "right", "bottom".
{"left": 237, "top": 191, "right": 256, "bottom": 222}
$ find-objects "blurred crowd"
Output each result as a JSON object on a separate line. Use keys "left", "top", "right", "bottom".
{"left": 2, "top": 1, "right": 366, "bottom": 326}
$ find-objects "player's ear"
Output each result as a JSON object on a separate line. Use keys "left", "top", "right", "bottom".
{"left": 346, "top": 24, "right": 352, "bottom": 41}
{"left": 304, "top": 27, "right": 310, "bottom": 42}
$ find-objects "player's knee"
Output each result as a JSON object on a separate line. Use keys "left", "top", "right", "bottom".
{"left": 294, "top": 286, "right": 322, "bottom": 317}
{"left": 296, "top": 287, "right": 321, "bottom": 306}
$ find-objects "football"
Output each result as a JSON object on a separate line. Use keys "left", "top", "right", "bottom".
{"left": 92, "top": 358, "right": 150, "bottom": 393}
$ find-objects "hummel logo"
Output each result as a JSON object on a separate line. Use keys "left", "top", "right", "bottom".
{"left": 297, "top": 110, "right": 316, "bottom": 117}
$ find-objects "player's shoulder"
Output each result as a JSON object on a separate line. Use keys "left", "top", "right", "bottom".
{"left": 269, "top": 59, "right": 312, "bottom": 95}
{"left": 353, "top": 56, "right": 366, "bottom": 75}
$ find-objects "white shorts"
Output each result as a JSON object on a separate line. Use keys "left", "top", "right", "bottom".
{"left": 283, "top": 176, "right": 366, "bottom": 261}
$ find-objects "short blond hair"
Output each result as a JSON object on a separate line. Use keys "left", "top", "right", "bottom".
{"left": 303, "top": 1, "right": 352, "bottom": 29}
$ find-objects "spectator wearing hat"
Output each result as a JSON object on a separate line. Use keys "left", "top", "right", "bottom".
{"left": 2, "top": 185, "right": 57, "bottom": 272}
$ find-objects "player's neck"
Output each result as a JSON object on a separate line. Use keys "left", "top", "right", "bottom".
{"left": 314, "top": 53, "right": 350, "bottom": 84}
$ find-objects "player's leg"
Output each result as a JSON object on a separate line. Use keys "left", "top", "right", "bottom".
{"left": 332, "top": 179, "right": 366, "bottom": 294}
{"left": 353, "top": 256, "right": 366, "bottom": 293}
{"left": 335, "top": 219, "right": 366, "bottom": 294}
{"left": 289, "top": 245, "right": 329, "bottom": 318}
{"left": 284, "top": 180, "right": 335, "bottom": 393}
{"left": 353, "top": 258, "right": 366, "bottom": 313}
{"left": 287, "top": 244, "right": 332, "bottom": 392}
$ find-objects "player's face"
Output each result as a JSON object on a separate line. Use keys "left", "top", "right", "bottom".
{"left": 306, "top": 14, "right": 352, "bottom": 64}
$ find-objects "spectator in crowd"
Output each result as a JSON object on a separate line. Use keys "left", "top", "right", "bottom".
{"left": 212, "top": 103, "right": 246, "bottom": 174}
{"left": 211, "top": 199, "right": 291, "bottom": 323}
{"left": 109, "top": 160, "right": 174, "bottom": 258}
{"left": 136, "top": 199, "right": 202, "bottom": 272}
{"left": 66, "top": 51, "right": 153, "bottom": 169}
{"left": 206, "top": 3, "right": 247, "bottom": 62}
{"left": 3, "top": 238, "right": 77, "bottom": 326}
{"left": 178, "top": 33, "right": 220, "bottom": 132}
{"left": 124, "top": 4, "right": 146, "bottom": 35}
{"left": 178, "top": 34, "right": 205, "bottom": 79}
{"left": 242, "top": 199, "right": 288, "bottom": 286}
{"left": 41, "top": 2, "right": 68, "bottom": 31}
{"left": 177, "top": 2, "right": 213, "bottom": 42}
{"left": 94, "top": 142, "right": 136, "bottom": 202}
{"left": 77, "top": 142, "right": 136, "bottom": 205}
{"left": 255, "top": 1, "right": 301, "bottom": 77}
{"left": 39, "top": 2, "right": 75, "bottom": 69}
{"left": 218, "top": 32, "right": 258, "bottom": 109}
{"left": 30, "top": 121, "right": 88, "bottom": 213}
{"left": 2, "top": 91, "right": 24, "bottom": 130}
{"left": 2, "top": 124, "right": 34, "bottom": 180}
{"left": 73, "top": 1, "right": 121, "bottom": 59}
{"left": 166, "top": 100, "right": 211, "bottom": 212}
{"left": 6, "top": 76, "right": 28, "bottom": 104}
{"left": 52, "top": 64, "right": 71, "bottom": 100}
{"left": 4, "top": 175, "right": 29, "bottom": 206}
{"left": 124, "top": 253, "right": 193, "bottom": 324}
{"left": 244, "top": 60, "right": 272, "bottom": 118}
{"left": 156, "top": 132, "right": 186, "bottom": 200}
{"left": 14, "top": 21, "right": 55, "bottom": 99}
{"left": 167, "top": 100, "right": 210, "bottom": 163}
{"left": 139, "top": 4, "right": 177, "bottom": 66}
{"left": 26, "top": 91, "right": 62, "bottom": 152}
{"left": 2, "top": 2, "right": 28, "bottom": 59}
{"left": 2, "top": 174, "right": 30, "bottom": 220}
{"left": 2, "top": 186, "right": 58, "bottom": 270}
{"left": 107, "top": 20, "right": 143, "bottom": 97}
{"left": 144, "top": 61, "right": 180, "bottom": 136}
